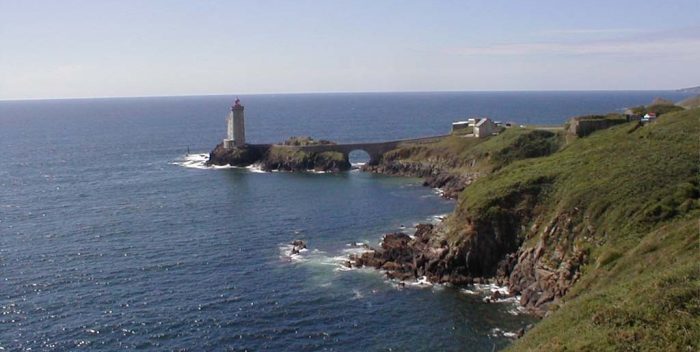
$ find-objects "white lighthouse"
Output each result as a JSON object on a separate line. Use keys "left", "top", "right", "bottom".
{"left": 223, "top": 98, "right": 245, "bottom": 149}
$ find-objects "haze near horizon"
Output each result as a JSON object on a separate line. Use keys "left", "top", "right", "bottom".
{"left": 1, "top": 0, "right": 699, "bottom": 100}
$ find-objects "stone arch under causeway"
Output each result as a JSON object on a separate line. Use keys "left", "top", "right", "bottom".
{"left": 348, "top": 149, "right": 371, "bottom": 167}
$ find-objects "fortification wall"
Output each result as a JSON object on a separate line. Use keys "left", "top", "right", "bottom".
{"left": 569, "top": 118, "right": 627, "bottom": 137}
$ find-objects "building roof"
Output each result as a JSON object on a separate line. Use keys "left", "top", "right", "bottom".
{"left": 452, "top": 121, "right": 470, "bottom": 125}
{"left": 475, "top": 118, "right": 491, "bottom": 127}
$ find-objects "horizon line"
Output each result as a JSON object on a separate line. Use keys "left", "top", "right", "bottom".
{"left": 0, "top": 87, "right": 693, "bottom": 103}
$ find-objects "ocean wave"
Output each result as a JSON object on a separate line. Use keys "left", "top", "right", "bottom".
{"left": 171, "top": 153, "right": 269, "bottom": 172}
{"left": 278, "top": 244, "right": 308, "bottom": 263}
{"left": 461, "top": 283, "right": 526, "bottom": 314}
{"left": 408, "top": 214, "right": 449, "bottom": 228}
{"left": 278, "top": 244, "right": 349, "bottom": 269}
{"left": 507, "top": 306, "right": 528, "bottom": 315}
{"left": 170, "top": 153, "right": 210, "bottom": 169}
{"left": 351, "top": 289, "right": 364, "bottom": 300}
{"left": 246, "top": 164, "right": 267, "bottom": 173}
{"left": 341, "top": 242, "right": 372, "bottom": 255}
{"left": 490, "top": 327, "right": 518, "bottom": 339}
{"left": 334, "top": 243, "right": 373, "bottom": 271}
{"left": 430, "top": 214, "right": 448, "bottom": 223}
{"left": 383, "top": 275, "right": 450, "bottom": 292}
{"left": 474, "top": 283, "right": 510, "bottom": 296}
{"left": 278, "top": 241, "right": 377, "bottom": 274}
{"left": 410, "top": 276, "right": 434, "bottom": 287}
{"left": 170, "top": 153, "right": 234, "bottom": 170}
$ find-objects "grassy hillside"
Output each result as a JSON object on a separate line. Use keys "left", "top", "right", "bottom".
{"left": 365, "top": 127, "right": 564, "bottom": 198}
{"left": 382, "top": 127, "right": 564, "bottom": 174}
{"left": 629, "top": 103, "right": 685, "bottom": 116}
{"left": 448, "top": 109, "right": 699, "bottom": 350}
{"left": 513, "top": 218, "right": 698, "bottom": 351}
{"left": 678, "top": 95, "right": 700, "bottom": 109}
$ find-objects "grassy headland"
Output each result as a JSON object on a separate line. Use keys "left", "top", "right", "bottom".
{"left": 364, "top": 108, "right": 699, "bottom": 350}
{"left": 499, "top": 108, "right": 699, "bottom": 350}
{"left": 364, "top": 127, "right": 564, "bottom": 197}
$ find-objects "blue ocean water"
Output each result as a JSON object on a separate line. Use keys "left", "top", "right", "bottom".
{"left": 0, "top": 91, "right": 690, "bottom": 351}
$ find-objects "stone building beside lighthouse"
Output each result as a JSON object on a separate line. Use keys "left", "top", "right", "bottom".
{"left": 223, "top": 98, "right": 245, "bottom": 149}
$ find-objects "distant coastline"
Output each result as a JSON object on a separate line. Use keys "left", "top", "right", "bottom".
{"left": 676, "top": 85, "right": 700, "bottom": 94}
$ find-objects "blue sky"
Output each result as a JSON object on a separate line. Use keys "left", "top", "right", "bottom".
{"left": 1, "top": 0, "right": 699, "bottom": 99}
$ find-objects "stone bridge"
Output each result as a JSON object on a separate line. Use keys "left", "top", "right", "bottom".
{"left": 274, "top": 135, "right": 448, "bottom": 165}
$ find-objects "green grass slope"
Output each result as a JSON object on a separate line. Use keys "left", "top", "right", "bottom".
{"left": 384, "top": 127, "right": 564, "bottom": 174}
{"left": 629, "top": 104, "right": 685, "bottom": 116}
{"left": 513, "top": 218, "right": 698, "bottom": 351}
{"left": 449, "top": 109, "right": 699, "bottom": 350}
{"left": 678, "top": 95, "right": 700, "bottom": 110}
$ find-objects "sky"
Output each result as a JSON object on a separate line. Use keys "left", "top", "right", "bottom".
{"left": 1, "top": 0, "right": 699, "bottom": 100}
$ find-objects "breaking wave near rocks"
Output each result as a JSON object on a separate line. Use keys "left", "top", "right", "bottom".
{"left": 171, "top": 153, "right": 266, "bottom": 172}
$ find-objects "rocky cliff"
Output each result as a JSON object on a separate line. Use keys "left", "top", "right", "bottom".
{"left": 352, "top": 110, "right": 700, "bottom": 350}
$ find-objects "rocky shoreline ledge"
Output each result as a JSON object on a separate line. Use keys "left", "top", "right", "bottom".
{"left": 343, "top": 220, "right": 583, "bottom": 318}
{"left": 207, "top": 136, "right": 351, "bottom": 172}
{"left": 362, "top": 162, "right": 476, "bottom": 199}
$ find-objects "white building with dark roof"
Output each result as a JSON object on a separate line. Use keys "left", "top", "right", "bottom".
{"left": 474, "top": 118, "right": 497, "bottom": 138}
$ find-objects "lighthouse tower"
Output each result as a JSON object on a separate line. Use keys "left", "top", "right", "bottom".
{"left": 223, "top": 98, "right": 245, "bottom": 149}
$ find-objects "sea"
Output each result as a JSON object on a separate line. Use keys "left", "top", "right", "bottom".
{"left": 0, "top": 91, "right": 691, "bottom": 351}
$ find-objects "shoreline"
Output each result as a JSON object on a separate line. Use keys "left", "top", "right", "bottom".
{"left": 278, "top": 210, "right": 533, "bottom": 339}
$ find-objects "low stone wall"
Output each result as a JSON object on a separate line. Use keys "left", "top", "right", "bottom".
{"left": 568, "top": 118, "right": 627, "bottom": 137}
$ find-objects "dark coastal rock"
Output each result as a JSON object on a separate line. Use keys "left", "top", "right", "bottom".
{"left": 260, "top": 149, "right": 351, "bottom": 172}
{"left": 290, "top": 240, "right": 307, "bottom": 255}
{"left": 349, "top": 224, "right": 494, "bottom": 287}
{"left": 350, "top": 232, "right": 415, "bottom": 270}
{"left": 362, "top": 160, "right": 477, "bottom": 199}
{"left": 422, "top": 173, "right": 477, "bottom": 199}
{"left": 259, "top": 137, "right": 351, "bottom": 172}
{"left": 502, "top": 213, "right": 588, "bottom": 317}
{"left": 207, "top": 138, "right": 351, "bottom": 172}
{"left": 311, "top": 151, "right": 352, "bottom": 172}
{"left": 207, "top": 143, "right": 268, "bottom": 167}
{"left": 350, "top": 224, "right": 477, "bottom": 285}
{"left": 348, "top": 187, "right": 587, "bottom": 319}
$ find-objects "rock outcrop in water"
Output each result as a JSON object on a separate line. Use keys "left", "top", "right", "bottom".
{"left": 260, "top": 147, "right": 349, "bottom": 172}
{"left": 208, "top": 143, "right": 269, "bottom": 167}
{"left": 349, "top": 224, "right": 472, "bottom": 285}
{"left": 207, "top": 137, "right": 351, "bottom": 172}
{"left": 349, "top": 214, "right": 584, "bottom": 317}
{"left": 290, "top": 240, "right": 307, "bottom": 255}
